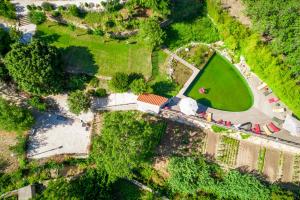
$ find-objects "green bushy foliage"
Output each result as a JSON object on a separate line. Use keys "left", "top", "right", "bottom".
{"left": 109, "top": 72, "right": 129, "bottom": 92}
{"left": 41, "top": 2, "right": 54, "bottom": 11}
{"left": 0, "top": 98, "right": 34, "bottom": 132}
{"left": 27, "top": 96, "right": 47, "bottom": 111}
{"left": 0, "top": 0, "right": 16, "bottom": 19}
{"left": 29, "top": 11, "right": 46, "bottom": 25}
{"left": 67, "top": 90, "right": 91, "bottom": 115}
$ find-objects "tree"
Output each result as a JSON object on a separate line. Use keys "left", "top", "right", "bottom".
{"left": 92, "top": 111, "right": 166, "bottom": 182}
{"left": 0, "top": 0, "right": 16, "bottom": 19}
{"left": 130, "top": 78, "right": 151, "bottom": 94}
{"left": 41, "top": 2, "right": 54, "bottom": 11}
{"left": 0, "top": 27, "right": 11, "bottom": 55}
{"left": 67, "top": 90, "right": 90, "bottom": 115}
{"left": 35, "top": 169, "right": 112, "bottom": 199}
{"left": 29, "top": 11, "right": 46, "bottom": 24}
{"left": 68, "top": 5, "right": 80, "bottom": 17}
{"left": 109, "top": 72, "right": 129, "bottom": 92}
{"left": 139, "top": 18, "right": 166, "bottom": 48}
{"left": 4, "top": 41, "right": 62, "bottom": 94}
{"left": 0, "top": 98, "right": 34, "bottom": 132}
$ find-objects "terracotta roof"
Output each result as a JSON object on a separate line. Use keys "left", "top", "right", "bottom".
{"left": 137, "top": 94, "right": 168, "bottom": 106}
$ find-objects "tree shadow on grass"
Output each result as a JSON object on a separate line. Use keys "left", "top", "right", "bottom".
{"left": 151, "top": 81, "right": 177, "bottom": 98}
{"left": 34, "top": 30, "right": 60, "bottom": 44}
{"left": 197, "top": 98, "right": 212, "bottom": 108}
{"left": 60, "top": 46, "right": 98, "bottom": 76}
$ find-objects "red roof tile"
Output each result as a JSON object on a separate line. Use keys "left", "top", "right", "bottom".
{"left": 137, "top": 94, "right": 168, "bottom": 106}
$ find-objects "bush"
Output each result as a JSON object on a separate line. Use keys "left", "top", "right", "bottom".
{"left": 27, "top": 96, "right": 47, "bottom": 111}
{"left": 130, "top": 78, "right": 151, "bottom": 95}
{"left": 211, "top": 125, "right": 228, "bottom": 133}
{"left": 0, "top": 0, "right": 16, "bottom": 19}
{"left": 109, "top": 72, "right": 129, "bottom": 92}
{"left": 41, "top": 2, "right": 54, "bottom": 11}
{"left": 29, "top": 11, "right": 46, "bottom": 25}
{"left": 68, "top": 23, "right": 76, "bottom": 31}
{"left": 68, "top": 5, "right": 80, "bottom": 17}
{"left": 93, "top": 28, "right": 104, "bottom": 36}
{"left": 66, "top": 74, "right": 90, "bottom": 91}
{"left": 0, "top": 98, "right": 34, "bottom": 132}
{"left": 94, "top": 88, "right": 107, "bottom": 97}
{"left": 51, "top": 11, "right": 60, "bottom": 18}
{"left": 67, "top": 90, "right": 91, "bottom": 115}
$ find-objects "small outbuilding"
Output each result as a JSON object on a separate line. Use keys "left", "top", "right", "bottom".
{"left": 137, "top": 94, "right": 169, "bottom": 114}
{"left": 283, "top": 115, "right": 300, "bottom": 137}
{"left": 179, "top": 97, "right": 198, "bottom": 116}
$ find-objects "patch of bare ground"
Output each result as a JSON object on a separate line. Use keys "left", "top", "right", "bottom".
{"left": 281, "top": 153, "right": 294, "bottom": 182}
{"left": 263, "top": 148, "right": 281, "bottom": 182}
{"left": 156, "top": 120, "right": 207, "bottom": 157}
{"left": 0, "top": 131, "right": 19, "bottom": 173}
{"left": 236, "top": 140, "right": 260, "bottom": 171}
{"left": 205, "top": 131, "right": 220, "bottom": 158}
{"left": 220, "top": 0, "right": 251, "bottom": 27}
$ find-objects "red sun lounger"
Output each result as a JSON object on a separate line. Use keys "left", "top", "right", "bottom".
{"left": 268, "top": 122, "right": 280, "bottom": 133}
{"left": 268, "top": 98, "right": 280, "bottom": 103}
{"left": 252, "top": 124, "right": 261, "bottom": 134}
{"left": 225, "top": 121, "right": 232, "bottom": 127}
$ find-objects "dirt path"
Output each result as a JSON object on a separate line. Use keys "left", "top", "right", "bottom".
{"left": 263, "top": 148, "right": 281, "bottom": 182}
{"left": 0, "top": 131, "right": 19, "bottom": 173}
{"left": 205, "top": 132, "right": 219, "bottom": 158}
{"left": 281, "top": 153, "right": 294, "bottom": 182}
{"left": 236, "top": 140, "right": 260, "bottom": 170}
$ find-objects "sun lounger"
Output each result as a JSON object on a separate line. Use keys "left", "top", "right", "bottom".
{"left": 206, "top": 112, "right": 212, "bottom": 122}
{"left": 264, "top": 90, "right": 272, "bottom": 96}
{"left": 272, "top": 107, "right": 285, "bottom": 113}
{"left": 263, "top": 125, "right": 272, "bottom": 135}
{"left": 217, "top": 119, "right": 224, "bottom": 125}
{"left": 257, "top": 83, "right": 267, "bottom": 90}
{"left": 198, "top": 112, "right": 206, "bottom": 118}
{"left": 225, "top": 121, "right": 231, "bottom": 127}
{"left": 268, "top": 98, "right": 280, "bottom": 103}
{"left": 272, "top": 117, "right": 284, "bottom": 125}
{"left": 268, "top": 122, "right": 280, "bottom": 133}
{"left": 252, "top": 124, "right": 261, "bottom": 134}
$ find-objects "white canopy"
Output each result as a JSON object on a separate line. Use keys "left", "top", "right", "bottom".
{"left": 179, "top": 97, "right": 198, "bottom": 116}
{"left": 283, "top": 115, "right": 300, "bottom": 137}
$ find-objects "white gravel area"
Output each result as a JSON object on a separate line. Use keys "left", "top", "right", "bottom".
{"left": 27, "top": 113, "right": 91, "bottom": 159}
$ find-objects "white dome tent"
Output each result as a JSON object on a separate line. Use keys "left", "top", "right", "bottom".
{"left": 283, "top": 115, "right": 300, "bottom": 137}
{"left": 179, "top": 97, "right": 198, "bottom": 116}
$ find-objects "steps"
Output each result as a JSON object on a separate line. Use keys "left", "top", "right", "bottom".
{"left": 18, "top": 15, "right": 31, "bottom": 27}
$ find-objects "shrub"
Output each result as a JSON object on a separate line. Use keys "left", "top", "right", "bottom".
{"left": 68, "top": 5, "right": 80, "bottom": 17}
{"left": 93, "top": 28, "right": 104, "bottom": 36}
{"left": 66, "top": 74, "right": 90, "bottom": 91}
{"left": 29, "top": 11, "right": 46, "bottom": 25}
{"left": 67, "top": 90, "right": 91, "bottom": 115}
{"left": 211, "top": 125, "right": 228, "bottom": 133}
{"left": 41, "top": 2, "right": 54, "bottom": 11}
{"left": 130, "top": 78, "right": 151, "bottom": 95}
{"left": 68, "top": 23, "right": 76, "bottom": 31}
{"left": 27, "top": 96, "right": 47, "bottom": 111}
{"left": 51, "top": 11, "right": 60, "bottom": 18}
{"left": 0, "top": 0, "right": 16, "bottom": 19}
{"left": 95, "top": 88, "right": 107, "bottom": 97}
{"left": 109, "top": 72, "right": 129, "bottom": 92}
{"left": 0, "top": 98, "right": 34, "bottom": 132}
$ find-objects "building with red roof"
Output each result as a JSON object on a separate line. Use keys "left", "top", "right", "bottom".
{"left": 137, "top": 94, "right": 169, "bottom": 114}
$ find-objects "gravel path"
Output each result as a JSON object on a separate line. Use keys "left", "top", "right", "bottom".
{"left": 281, "top": 153, "right": 294, "bottom": 182}
{"left": 236, "top": 140, "right": 260, "bottom": 170}
{"left": 263, "top": 148, "right": 281, "bottom": 182}
{"left": 205, "top": 131, "right": 219, "bottom": 157}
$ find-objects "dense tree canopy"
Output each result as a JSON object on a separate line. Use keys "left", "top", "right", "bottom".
{"left": 4, "top": 41, "right": 62, "bottom": 94}
{"left": 0, "top": 0, "right": 16, "bottom": 19}
{"left": 29, "top": 11, "right": 46, "bottom": 25}
{"left": 130, "top": 78, "right": 151, "bottom": 94}
{"left": 139, "top": 18, "right": 166, "bottom": 49}
{"left": 35, "top": 169, "right": 112, "bottom": 200}
{"left": 128, "top": 0, "right": 171, "bottom": 17}
{"left": 242, "top": 0, "right": 300, "bottom": 73}
{"left": 109, "top": 72, "right": 129, "bottom": 92}
{"left": 167, "top": 156, "right": 293, "bottom": 199}
{"left": 92, "top": 111, "right": 166, "bottom": 182}
{"left": 0, "top": 98, "right": 34, "bottom": 132}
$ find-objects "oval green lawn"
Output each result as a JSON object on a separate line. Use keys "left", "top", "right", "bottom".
{"left": 185, "top": 53, "right": 253, "bottom": 111}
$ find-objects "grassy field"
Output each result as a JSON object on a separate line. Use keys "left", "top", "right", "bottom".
{"left": 36, "top": 22, "right": 152, "bottom": 77}
{"left": 185, "top": 53, "right": 253, "bottom": 111}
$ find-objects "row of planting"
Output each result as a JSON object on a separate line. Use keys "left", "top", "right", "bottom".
{"left": 217, "top": 136, "right": 239, "bottom": 167}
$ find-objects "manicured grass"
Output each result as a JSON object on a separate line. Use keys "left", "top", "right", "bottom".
{"left": 185, "top": 53, "right": 253, "bottom": 111}
{"left": 36, "top": 22, "right": 152, "bottom": 77}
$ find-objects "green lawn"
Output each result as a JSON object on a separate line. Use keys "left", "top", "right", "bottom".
{"left": 36, "top": 22, "right": 152, "bottom": 77}
{"left": 185, "top": 53, "right": 253, "bottom": 111}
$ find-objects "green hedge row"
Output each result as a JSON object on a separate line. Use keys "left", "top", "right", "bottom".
{"left": 206, "top": 0, "right": 300, "bottom": 117}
